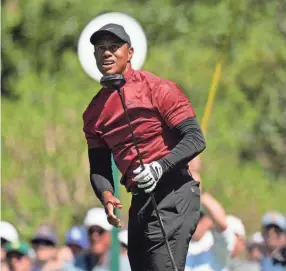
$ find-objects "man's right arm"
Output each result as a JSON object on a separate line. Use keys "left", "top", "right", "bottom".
{"left": 88, "top": 148, "right": 114, "bottom": 202}
{"left": 88, "top": 148, "right": 122, "bottom": 228}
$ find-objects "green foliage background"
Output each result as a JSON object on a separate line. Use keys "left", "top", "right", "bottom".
{"left": 2, "top": 0, "right": 286, "bottom": 241}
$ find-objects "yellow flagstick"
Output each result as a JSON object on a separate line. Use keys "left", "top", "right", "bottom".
{"left": 192, "top": 61, "right": 222, "bottom": 191}
{"left": 201, "top": 62, "right": 222, "bottom": 136}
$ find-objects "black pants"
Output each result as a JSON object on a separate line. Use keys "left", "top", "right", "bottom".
{"left": 127, "top": 169, "right": 200, "bottom": 271}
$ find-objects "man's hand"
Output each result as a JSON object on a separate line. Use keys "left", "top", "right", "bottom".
{"left": 133, "top": 162, "right": 163, "bottom": 193}
{"left": 102, "top": 191, "right": 122, "bottom": 228}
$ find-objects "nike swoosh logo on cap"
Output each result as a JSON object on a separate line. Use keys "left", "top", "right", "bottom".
{"left": 106, "top": 28, "right": 114, "bottom": 30}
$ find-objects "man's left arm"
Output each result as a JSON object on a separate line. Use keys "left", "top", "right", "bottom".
{"left": 153, "top": 81, "right": 206, "bottom": 173}
{"left": 133, "top": 82, "right": 206, "bottom": 192}
{"left": 157, "top": 116, "right": 206, "bottom": 173}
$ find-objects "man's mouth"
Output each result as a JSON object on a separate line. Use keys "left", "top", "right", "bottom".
{"left": 102, "top": 61, "right": 115, "bottom": 67}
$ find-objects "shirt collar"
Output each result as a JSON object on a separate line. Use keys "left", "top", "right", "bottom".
{"left": 123, "top": 67, "right": 135, "bottom": 83}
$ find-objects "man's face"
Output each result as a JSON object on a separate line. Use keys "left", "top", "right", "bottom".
{"left": 263, "top": 225, "right": 286, "bottom": 251}
{"left": 88, "top": 226, "right": 111, "bottom": 256}
{"left": 32, "top": 239, "right": 56, "bottom": 262}
{"left": 94, "top": 34, "right": 134, "bottom": 75}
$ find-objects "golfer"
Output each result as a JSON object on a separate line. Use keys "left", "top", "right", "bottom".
{"left": 83, "top": 23, "right": 206, "bottom": 271}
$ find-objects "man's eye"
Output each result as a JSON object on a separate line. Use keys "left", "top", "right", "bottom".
{"left": 96, "top": 46, "right": 105, "bottom": 51}
{"left": 110, "top": 44, "right": 120, "bottom": 51}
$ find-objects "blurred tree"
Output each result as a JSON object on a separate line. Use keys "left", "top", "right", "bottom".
{"left": 1, "top": 0, "right": 286, "bottom": 239}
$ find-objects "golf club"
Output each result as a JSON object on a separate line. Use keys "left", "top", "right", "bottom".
{"left": 100, "top": 74, "right": 178, "bottom": 271}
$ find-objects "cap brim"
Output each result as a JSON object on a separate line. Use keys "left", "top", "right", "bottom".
{"left": 66, "top": 241, "right": 84, "bottom": 248}
{"left": 90, "top": 30, "right": 125, "bottom": 45}
{"left": 85, "top": 222, "right": 112, "bottom": 231}
{"left": 263, "top": 222, "right": 285, "bottom": 229}
{"left": 31, "top": 237, "right": 56, "bottom": 246}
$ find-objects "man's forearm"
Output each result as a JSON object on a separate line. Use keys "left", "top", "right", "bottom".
{"left": 88, "top": 148, "right": 115, "bottom": 203}
{"left": 158, "top": 117, "right": 206, "bottom": 173}
{"left": 90, "top": 174, "right": 114, "bottom": 203}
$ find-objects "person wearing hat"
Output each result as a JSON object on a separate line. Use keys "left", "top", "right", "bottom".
{"left": 0, "top": 221, "right": 19, "bottom": 271}
{"left": 260, "top": 211, "right": 286, "bottom": 271}
{"left": 83, "top": 22, "right": 205, "bottom": 271}
{"left": 5, "top": 240, "right": 33, "bottom": 271}
{"left": 247, "top": 232, "right": 266, "bottom": 262}
{"left": 30, "top": 224, "right": 57, "bottom": 271}
{"left": 0, "top": 221, "right": 19, "bottom": 245}
{"left": 65, "top": 226, "right": 89, "bottom": 258}
{"left": 64, "top": 208, "right": 111, "bottom": 270}
{"left": 261, "top": 211, "right": 286, "bottom": 255}
{"left": 196, "top": 192, "right": 261, "bottom": 271}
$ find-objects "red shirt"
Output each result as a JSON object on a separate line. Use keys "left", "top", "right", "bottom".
{"left": 83, "top": 68, "right": 196, "bottom": 189}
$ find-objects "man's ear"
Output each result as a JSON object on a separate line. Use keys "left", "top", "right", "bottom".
{"left": 127, "top": 46, "right": 134, "bottom": 62}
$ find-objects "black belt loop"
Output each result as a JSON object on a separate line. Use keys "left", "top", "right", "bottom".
{"left": 130, "top": 186, "right": 139, "bottom": 196}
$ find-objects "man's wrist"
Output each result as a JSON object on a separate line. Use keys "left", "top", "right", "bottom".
{"left": 102, "top": 190, "right": 113, "bottom": 197}
{"left": 157, "top": 159, "right": 168, "bottom": 174}
{"left": 101, "top": 190, "right": 114, "bottom": 204}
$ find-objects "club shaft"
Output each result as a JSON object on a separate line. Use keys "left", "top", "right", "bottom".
{"left": 116, "top": 88, "right": 178, "bottom": 271}
{"left": 116, "top": 89, "right": 145, "bottom": 168}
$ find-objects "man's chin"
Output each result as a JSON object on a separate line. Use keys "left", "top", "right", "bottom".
{"left": 101, "top": 67, "right": 123, "bottom": 75}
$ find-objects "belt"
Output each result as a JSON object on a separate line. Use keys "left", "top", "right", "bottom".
{"left": 130, "top": 168, "right": 191, "bottom": 196}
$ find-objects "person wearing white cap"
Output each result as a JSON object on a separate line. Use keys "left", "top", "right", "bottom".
{"left": 63, "top": 207, "right": 111, "bottom": 270}
{"left": 260, "top": 211, "right": 286, "bottom": 271}
{"left": 0, "top": 221, "right": 19, "bottom": 244}
{"left": 247, "top": 232, "right": 266, "bottom": 262}
{"left": 261, "top": 211, "right": 286, "bottom": 255}
{"left": 197, "top": 193, "right": 260, "bottom": 271}
{"left": 84, "top": 207, "right": 112, "bottom": 263}
{"left": 0, "top": 221, "right": 19, "bottom": 270}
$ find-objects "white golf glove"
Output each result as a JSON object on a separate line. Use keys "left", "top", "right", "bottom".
{"left": 133, "top": 162, "right": 163, "bottom": 193}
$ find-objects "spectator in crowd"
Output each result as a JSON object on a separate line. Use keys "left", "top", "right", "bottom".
{"left": 65, "top": 226, "right": 89, "bottom": 258}
{"left": 247, "top": 232, "right": 265, "bottom": 262}
{"left": 261, "top": 211, "right": 286, "bottom": 255}
{"left": 41, "top": 246, "right": 74, "bottom": 271}
{"left": 30, "top": 224, "right": 58, "bottom": 271}
{"left": 118, "top": 230, "right": 131, "bottom": 271}
{"left": 199, "top": 192, "right": 260, "bottom": 271}
{"left": 1, "top": 221, "right": 19, "bottom": 271}
{"left": 64, "top": 207, "right": 112, "bottom": 270}
{"left": 260, "top": 211, "right": 286, "bottom": 271}
{"left": 42, "top": 226, "right": 90, "bottom": 271}
{"left": 5, "top": 240, "right": 33, "bottom": 271}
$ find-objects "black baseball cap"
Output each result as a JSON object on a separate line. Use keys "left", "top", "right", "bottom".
{"left": 90, "top": 23, "right": 131, "bottom": 46}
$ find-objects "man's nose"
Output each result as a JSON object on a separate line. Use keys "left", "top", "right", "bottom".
{"left": 103, "top": 49, "right": 112, "bottom": 58}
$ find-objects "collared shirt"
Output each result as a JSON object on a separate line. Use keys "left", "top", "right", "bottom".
{"left": 83, "top": 68, "right": 195, "bottom": 189}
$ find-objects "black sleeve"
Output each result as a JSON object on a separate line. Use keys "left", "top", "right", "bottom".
{"left": 88, "top": 148, "right": 114, "bottom": 202}
{"left": 157, "top": 117, "right": 206, "bottom": 173}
